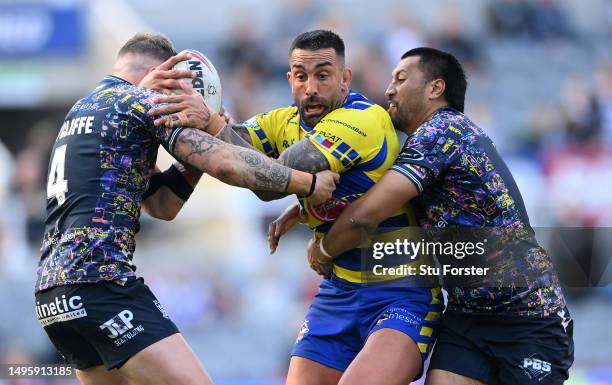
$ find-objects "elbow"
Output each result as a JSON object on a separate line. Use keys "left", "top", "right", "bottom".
{"left": 160, "top": 211, "right": 178, "bottom": 221}
{"left": 149, "top": 210, "right": 177, "bottom": 221}
{"left": 350, "top": 214, "right": 378, "bottom": 235}
{"left": 256, "top": 193, "right": 276, "bottom": 202}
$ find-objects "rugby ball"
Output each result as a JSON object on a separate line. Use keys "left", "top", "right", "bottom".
{"left": 173, "top": 49, "right": 223, "bottom": 112}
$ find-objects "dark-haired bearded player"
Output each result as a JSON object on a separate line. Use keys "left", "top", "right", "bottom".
{"left": 35, "top": 32, "right": 337, "bottom": 385}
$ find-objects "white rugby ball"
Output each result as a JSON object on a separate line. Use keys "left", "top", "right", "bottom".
{"left": 173, "top": 49, "right": 223, "bottom": 112}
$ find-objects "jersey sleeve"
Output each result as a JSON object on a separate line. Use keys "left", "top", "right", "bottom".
{"left": 390, "top": 124, "right": 459, "bottom": 193}
{"left": 244, "top": 112, "right": 280, "bottom": 157}
{"left": 305, "top": 113, "right": 384, "bottom": 173}
{"left": 126, "top": 87, "right": 185, "bottom": 154}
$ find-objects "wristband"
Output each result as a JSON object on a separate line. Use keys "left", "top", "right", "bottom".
{"left": 208, "top": 113, "right": 226, "bottom": 136}
{"left": 162, "top": 164, "right": 195, "bottom": 201}
{"left": 304, "top": 174, "right": 317, "bottom": 197}
{"left": 142, "top": 172, "right": 164, "bottom": 200}
{"left": 319, "top": 237, "right": 333, "bottom": 259}
{"left": 142, "top": 165, "right": 194, "bottom": 201}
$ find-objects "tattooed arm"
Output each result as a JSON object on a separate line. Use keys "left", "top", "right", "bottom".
{"left": 213, "top": 122, "right": 289, "bottom": 201}
{"left": 253, "top": 138, "right": 331, "bottom": 200}
{"left": 146, "top": 95, "right": 334, "bottom": 200}
{"left": 170, "top": 128, "right": 337, "bottom": 202}
{"left": 210, "top": 123, "right": 331, "bottom": 201}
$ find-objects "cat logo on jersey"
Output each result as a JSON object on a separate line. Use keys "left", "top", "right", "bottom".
{"left": 376, "top": 312, "right": 391, "bottom": 326}
{"left": 307, "top": 197, "right": 347, "bottom": 222}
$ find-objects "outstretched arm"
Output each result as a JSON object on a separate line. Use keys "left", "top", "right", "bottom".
{"left": 169, "top": 127, "right": 338, "bottom": 203}
{"left": 148, "top": 96, "right": 332, "bottom": 201}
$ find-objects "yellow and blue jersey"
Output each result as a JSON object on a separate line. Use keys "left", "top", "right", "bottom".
{"left": 245, "top": 90, "right": 419, "bottom": 283}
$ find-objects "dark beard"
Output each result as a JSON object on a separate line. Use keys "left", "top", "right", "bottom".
{"left": 299, "top": 106, "right": 328, "bottom": 127}
{"left": 390, "top": 108, "right": 406, "bottom": 132}
{"left": 298, "top": 93, "right": 342, "bottom": 127}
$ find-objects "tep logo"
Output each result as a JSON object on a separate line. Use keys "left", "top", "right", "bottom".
{"left": 520, "top": 354, "right": 552, "bottom": 381}
{"left": 100, "top": 310, "right": 136, "bottom": 339}
{"left": 36, "top": 295, "right": 87, "bottom": 326}
{"left": 100, "top": 310, "right": 145, "bottom": 347}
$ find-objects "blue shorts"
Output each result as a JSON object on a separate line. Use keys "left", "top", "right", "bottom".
{"left": 291, "top": 274, "right": 443, "bottom": 373}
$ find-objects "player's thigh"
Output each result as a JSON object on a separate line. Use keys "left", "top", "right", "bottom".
{"left": 426, "top": 369, "right": 489, "bottom": 385}
{"left": 339, "top": 328, "right": 421, "bottom": 385}
{"left": 286, "top": 356, "right": 343, "bottom": 385}
{"left": 119, "top": 333, "right": 213, "bottom": 385}
{"left": 76, "top": 365, "right": 133, "bottom": 385}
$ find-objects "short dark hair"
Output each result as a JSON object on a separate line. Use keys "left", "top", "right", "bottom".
{"left": 401, "top": 47, "right": 467, "bottom": 112}
{"left": 290, "top": 30, "right": 345, "bottom": 60}
{"left": 118, "top": 32, "right": 177, "bottom": 62}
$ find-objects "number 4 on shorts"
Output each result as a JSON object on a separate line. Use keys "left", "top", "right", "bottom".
{"left": 47, "top": 144, "right": 68, "bottom": 206}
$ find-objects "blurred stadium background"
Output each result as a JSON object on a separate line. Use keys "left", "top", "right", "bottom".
{"left": 0, "top": 0, "right": 611, "bottom": 384}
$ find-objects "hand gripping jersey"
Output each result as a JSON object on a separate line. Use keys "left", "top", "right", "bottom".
{"left": 246, "top": 90, "right": 420, "bottom": 283}
{"left": 36, "top": 76, "right": 183, "bottom": 292}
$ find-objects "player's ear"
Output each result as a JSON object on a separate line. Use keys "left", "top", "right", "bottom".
{"left": 287, "top": 71, "right": 292, "bottom": 85}
{"left": 429, "top": 79, "right": 445, "bottom": 100}
{"left": 144, "top": 64, "right": 158, "bottom": 75}
{"left": 341, "top": 68, "right": 352, "bottom": 92}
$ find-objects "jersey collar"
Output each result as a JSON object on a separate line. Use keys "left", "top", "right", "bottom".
{"left": 101, "top": 75, "right": 131, "bottom": 87}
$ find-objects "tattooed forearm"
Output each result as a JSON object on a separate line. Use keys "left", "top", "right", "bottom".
{"left": 234, "top": 148, "right": 291, "bottom": 191}
{"left": 175, "top": 128, "right": 221, "bottom": 160}
{"left": 216, "top": 123, "right": 291, "bottom": 200}
{"left": 277, "top": 139, "right": 330, "bottom": 173}
{"left": 173, "top": 128, "right": 293, "bottom": 193}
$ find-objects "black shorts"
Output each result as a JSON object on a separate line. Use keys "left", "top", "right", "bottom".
{"left": 428, "top": 308, "right": 574, "bottom": 385}
{"left": 35, "top": 278, "right": 179, "bottom": 370}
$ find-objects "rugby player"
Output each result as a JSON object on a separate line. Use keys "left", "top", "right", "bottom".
{"left": 35, "top": 33, "right": 337, "bottom": 385}
{"left": 150, "top": 30, "right": 442, "bottom": 385}
{"left": 307, "top": 47, "right": 574, "bottom": 385}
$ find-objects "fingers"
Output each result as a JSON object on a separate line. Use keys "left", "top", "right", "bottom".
{"left": 157, "top": 52, "right": 192, "bottom": 71}
{"left": 298, "top": 206, "right": 308, "bottom": 223}
{"left": 150, "top": 94, "right": 188, "bottom": 106}
{"left": 149, "top": 103, "right": 187, "bottom": 117}
{"left": 268, "top": 235, "right": 278, "bottom": 254}
{"left": 331, "top": 172, "right": 340, "bottom": 183}
{"left": 177, "top": 79, "right": 197, "bottom": 96}
{"left": 156, "top": 79, "right": 183, "bottom": 92}
{"left": 268, "top": 222, "right": 278, "bottom": 254}
{"left": 155, "top": 113, "right": 182, "bottom": 128}
{"left": 306, "top": 238, "right": 334, "bottom": 278}
{"left": 219, "top": 106, "right": 235, "bottom": 125}
{"left": 153, "top": 113, "right": 188, "bottom": 128}
{"left": 153, "top": 115, "right": 169, "bottom": 127}
{"left": 156, "top": 69, "right": 194, "bottom": 80}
